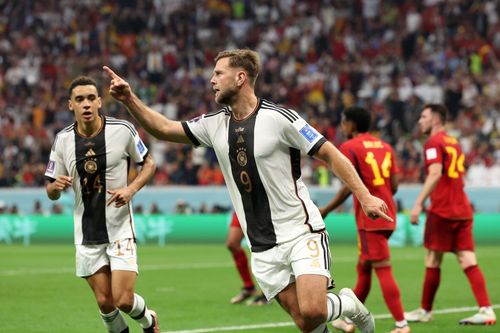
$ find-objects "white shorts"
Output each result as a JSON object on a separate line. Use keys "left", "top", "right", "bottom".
{"left": 251, "top": 231, "right": 333, "bottom": 300}
{"left": 75, "top": 238, "right": 138, "bottom": 277}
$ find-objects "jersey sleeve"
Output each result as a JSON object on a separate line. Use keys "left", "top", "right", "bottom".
{"left": 44, "top": 134, "right": 68, "bottom": 181}
{"left": 423, "top": 136, "right": 443, "bottom": 168}
{"left": 181, "top": 112, "right": 219, "bottom": 148}
{"left": 126, "top": 124, "right": 149, "bottom": 164}
{"left": 282, "top": 113, "right": 326, "bottom": 156}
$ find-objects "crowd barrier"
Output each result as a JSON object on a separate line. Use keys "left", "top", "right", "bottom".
{"left": 0, "top": 213, "right": 498, "bottom": 246}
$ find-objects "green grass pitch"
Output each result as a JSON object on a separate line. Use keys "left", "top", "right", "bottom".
{"left": 0, "top": 243, "right": 498, "bottom": 332}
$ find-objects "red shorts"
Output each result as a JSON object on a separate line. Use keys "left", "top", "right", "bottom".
{"left": 358, "top": 230, "right": 393, "bottom": 261}
{"left": 424, "top": 212, "right": 474, "bottom": 252}
{"left": 230, "top": 211, "right": 241, "bottom": 228}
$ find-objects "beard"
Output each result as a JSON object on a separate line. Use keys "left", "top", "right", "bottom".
{"left": 215, "top": 86, "right": 238, "bottom": 105}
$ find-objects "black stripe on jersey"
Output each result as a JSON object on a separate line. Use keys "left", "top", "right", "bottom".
{"left": 261, "top": 100, "right": 299, "bottom": 122}
{"left": 290, "top": 148, "right": 302, "bottom": 180}
{"left": 106, "top": 119, "right": 138, "bottom": 136}
{"left": 307, "top": 137, "right": 327, "bottom": 156}
{"left": 320, "top": 232, "right": 331, "bottom": 270}
{"left": 181, "top": 122, "right": 201, "bottom": 146}
{"left": 204, "top": 107, "right": 230, "bottom": 118}
{"left": 74, "top": 127, "right": 108, "bottom": 244}
{"left": 228, "top": 111, "right": 276, "bottom": 252}
{"left": 290, "top": 147, "right": 312, "bottom": 228}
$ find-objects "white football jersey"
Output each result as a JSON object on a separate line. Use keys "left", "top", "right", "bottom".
{"left": 45, "top": 116, "right": 148, "bottom": 245}
{"left": 183, "top": 99, "right": 327, "bottom": 252}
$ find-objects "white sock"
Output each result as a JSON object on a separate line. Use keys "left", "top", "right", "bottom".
{"left": 310, "top": 323, "right": 331, "bottom": 333}
{"left": 127, "top": 293, "right": 153, "bottom": 328}
{"left": 338, "top": 294, "right": 356, "bottom": 317}
{"left": 100, "top": 308, "right": 128, "bottom": 333}
{"left": 396, "top": 319, "right": 408, "bottom": 328}
{"left": 326, "top": 293, "right": 342, "bottom": 321}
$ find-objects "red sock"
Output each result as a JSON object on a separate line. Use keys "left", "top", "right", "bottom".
{"left": 232, "top": 249, "right": 254, "bottom": 289}
{"left": 353, "top": 261, "right": 372, "bottom": 303}
{"left": 375, "top": 266, "right": 405, "bottom": 321}
{"left": 421, "top": 267, "right": 440, "bottom": 311}
{"left": 464, "top": 265, "right": 491, "bottom": 307}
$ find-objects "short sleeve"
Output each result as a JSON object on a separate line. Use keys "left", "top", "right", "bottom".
{"left": 423, "top": 137, "right": 443, "bottom": 167}
{"left": 45, "top": 135, "right": 68, "bottom": 181}
{"left": 181, "top": 111, "right": 223, "bottom": 148}
{"left": 283, "top": 114, "right": 326, "bottom": 156}
{"left": 126, "top": 124, "right": 149, "bottom": 164}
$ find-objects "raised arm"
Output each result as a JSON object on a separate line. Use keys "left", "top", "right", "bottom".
{"left": 103, "top": 66, "right": 191, "bottom": 144}
{"left": 314, "top": 141, "right": 393, "bottom": 222}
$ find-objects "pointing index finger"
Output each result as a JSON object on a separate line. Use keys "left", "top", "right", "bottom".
{"left": 103, "top": 66, "right": 120, "bottom": 79}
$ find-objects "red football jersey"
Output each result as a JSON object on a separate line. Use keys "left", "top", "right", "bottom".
{"left": 423, "top": 131, "right": 473, "bottom": 219}
{"left": 339, "top": 133, "right": 399, "bottom": 231}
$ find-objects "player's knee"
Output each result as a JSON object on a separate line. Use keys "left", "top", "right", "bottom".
{"left": 114, "top": 293, "right": 134, "bottom": 312}
{"left": 300, "top": 306, "right": 327, "bottom": 331}
{"left": 95, "top": 294, "right": 114, "bottom": 311}
{"left": 226, "top": 240, "right": 240, "bottom": 253}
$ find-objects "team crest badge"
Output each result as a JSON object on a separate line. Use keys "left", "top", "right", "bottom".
{"left": 237, "top": 149, "right": 247, "bottom": 166}
{"left": 84, "top": 160, "right": 98, "bottom": 174}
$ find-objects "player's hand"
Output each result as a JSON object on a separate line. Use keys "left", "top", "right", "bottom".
{"left": 360, "top": 195, "right": 393, "bottom": 222}
{"left": 53, "top": 176, "right": 73, "bottom": 192}
{"left": 410, "top": 205, "right": 422, "bottom": 225}
{"left": 106, "top": 187, "right": 135, "bottom": 208}
{"left": 103, "top": 66, "right": 132, "bottom": 102}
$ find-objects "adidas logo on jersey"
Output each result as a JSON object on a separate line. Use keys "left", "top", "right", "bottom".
{"left": 86, "top": 149, "right": 96, "bottom": 157}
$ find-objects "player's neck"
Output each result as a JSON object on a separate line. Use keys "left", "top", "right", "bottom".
{"left": 230, "top": 93, "right": 259, "bottom": 121}
{"left": 77, "top": 115, "right": 103, "bottom": 137}
{"left": 430, "top": 125, "right": 445, "bottom": 136}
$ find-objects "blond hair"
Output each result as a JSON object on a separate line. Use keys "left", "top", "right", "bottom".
{"left": 215, "top": 49, "right": 260, "bottom": 85}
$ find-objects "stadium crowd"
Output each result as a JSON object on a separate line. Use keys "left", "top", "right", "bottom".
{"left": 0, "top": 0, "right": 499, "bottom": 189}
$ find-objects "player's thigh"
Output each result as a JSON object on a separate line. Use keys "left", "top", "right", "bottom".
{"left": 85, "top": 266, "right": 113, "bottom": 301}
{"left": 111, "top": 270, "right": 137, "bottom": 300}
{"left": 295, "top": 274, "right": 328, "bottom": 315}
{"left": 276, "top": 283, "right": 301, "bottom": 319}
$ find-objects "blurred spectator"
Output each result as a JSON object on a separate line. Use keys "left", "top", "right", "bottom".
{"left": 32, "top": 200, "right": 46, "bottom": 215}
{"left": 149, "top": 202, "right": 162, "bottom": 214}
{"left": 50, "top": 203, "right": 64, "bottom": 215}
{"left": 174, "top": 200, "right": 192, "bottom": 214}
{"left": 0, "top": 0, "right": 498, "bottom": 188}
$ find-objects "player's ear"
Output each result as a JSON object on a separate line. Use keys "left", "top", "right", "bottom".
{"left": 68, "top": 99, "right": 74, "bottom": 112}
{"left": 236, "top": 71, "right": 246, "bottom": 86}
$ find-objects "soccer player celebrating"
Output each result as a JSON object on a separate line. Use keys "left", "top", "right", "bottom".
{"left": 45, "top": 76, "right": 160, "bottom": 333}
{"left": 405, "top": 104, "right": 496, "bottom": 325}
{"left": 320, "top": 106, "right": 410, "bottom": 333}
{"left": 103, "top": 49, "right": 392, "bottom": 333}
